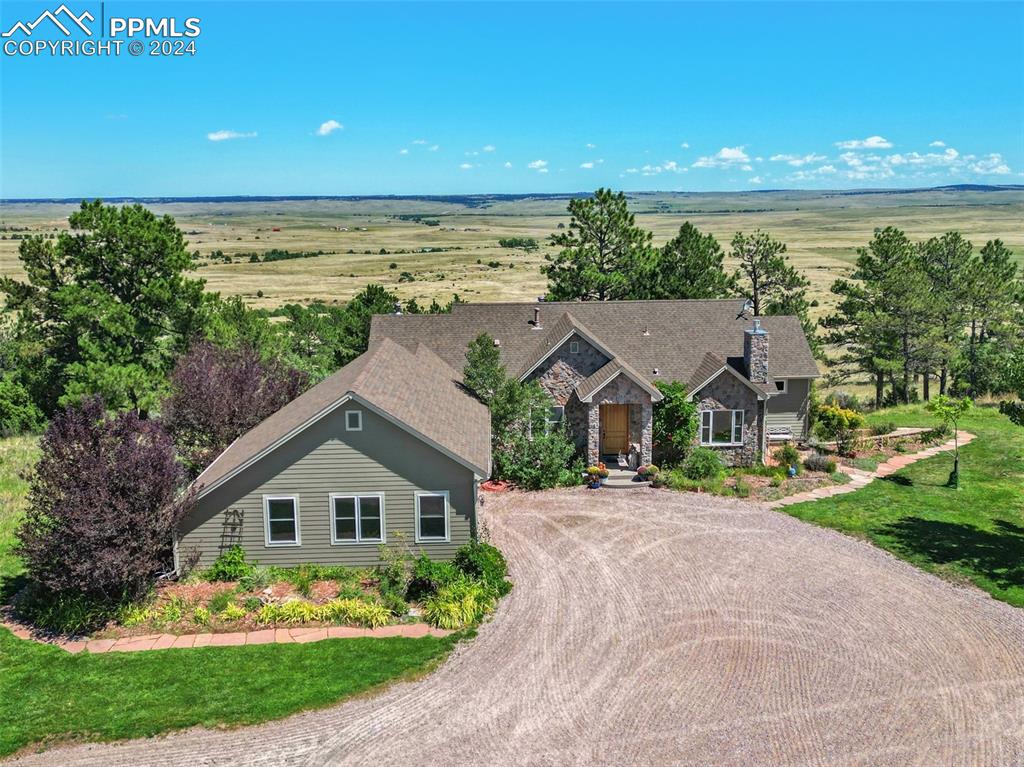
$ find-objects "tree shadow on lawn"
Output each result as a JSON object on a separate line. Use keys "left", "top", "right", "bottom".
{"left": 881, "top": 517, "right": 1024, "bottom": 592}
{"left": 881, "top": 475, "right": 913, "bottom": 486}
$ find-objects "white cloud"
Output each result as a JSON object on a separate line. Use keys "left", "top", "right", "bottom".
{"left": 316, "top": 120, "right": 343, "bottom": 137}
{"left": 537, "top": 167, "right": 549, "bottom": 174}
{"left": 527, "top": 159, "right": 548, "bottom": 170}
{"left": 969, "top": 153, "right": 1010, "bottom": 175}
{"left": 769, "top": 153, "right": 827, "bottom": 167}
{"left": 638, "top": 160, "right": 687, "bottom": 176}
{"left": 692, "top": 146, "right": 750, "bottom": 168}
{"left": 503, "top": 161, "right": 513, "bottom": 168}
{"left": 482, "top": 144, "right": 496, "bottom": 152}
{"left": 459, "top": 162, "right": 475, "bottom": 170}
{"left": 580, "top": 161, "right": 595, "bottom": 169}
{"left": 680, "top": 142, "right": 690, "bottom": 149}
{"left": 835, "top": 135, "right": 893, "bottom": 150}
{"left": 428, "top": 144, "right": 440, "bottom": 152}
{"left": 586, "top": 143, "right": 597, "bottom": 149}
{"left": 399, "top": 148, "right": 409, "bottom": 155}
{"left": 929, "top": 140, "right": 946, "bottom": 147}
{"left": 465, "top": 150, "right": 479, "bottom": 157}
{"left": 207, "top": 130, "right": 256, "bottom": 142}
{"left": 749, "top": 176, "right": 763, "bottom": 184}
{"left": 412, "top": 139, "right": 428, "bottom": 145}
{"left": 741, "top": 164, "right": 753, "bottom": 172}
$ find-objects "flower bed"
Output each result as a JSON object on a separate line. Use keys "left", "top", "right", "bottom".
{"left": 11, "top": 539, "right": 513, "bottom": 639}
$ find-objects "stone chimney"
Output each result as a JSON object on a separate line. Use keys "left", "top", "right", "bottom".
{"left": 744, "top": 318, "right": 769, "bottom": 383}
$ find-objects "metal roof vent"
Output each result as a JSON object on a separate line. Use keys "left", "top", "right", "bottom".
{"left": 653, "top": 367, "right": 660, "bottom": 375}
{"left": 642, "top": 324, "right": 650, "bottom": 336}
{"left": 493, "top": 338, "right": 501, "bottom": 347}
{"left": 531, "top": 306, "right": 542, "bottom": 329}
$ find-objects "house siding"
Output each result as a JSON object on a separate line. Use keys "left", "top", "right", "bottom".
{"left": 766, "top": 378, "right": 811, "bottom": 440}
{"left": 178, "top": 403, "right": 476, "bottom": 569}
{"left": 693, "top": 372, "right": 762, "bottom": 466}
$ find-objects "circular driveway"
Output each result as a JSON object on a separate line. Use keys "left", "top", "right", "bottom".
{"left": 16, "top": 488, "right": 1024, "bottom": 766}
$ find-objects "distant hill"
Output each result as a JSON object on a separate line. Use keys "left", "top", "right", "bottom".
{"left": 3, "top": 185, "right": 1022, "bottom": 205}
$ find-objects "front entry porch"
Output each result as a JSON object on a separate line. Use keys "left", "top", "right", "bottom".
{"left": 586, "top": 398, "right": 653, "bottom": 467}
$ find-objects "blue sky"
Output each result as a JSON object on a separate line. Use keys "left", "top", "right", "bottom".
{"left": 1, "top": 1, "right": 1022, "bottom": 197}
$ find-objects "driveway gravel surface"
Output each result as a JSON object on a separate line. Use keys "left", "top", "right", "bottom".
{"left": 13, "top": 488, "right": 1024, "bottom": 766}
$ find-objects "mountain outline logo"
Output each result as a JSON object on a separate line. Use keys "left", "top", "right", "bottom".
{"left": 2, "top": 4, "right": 94, "bottom": 38}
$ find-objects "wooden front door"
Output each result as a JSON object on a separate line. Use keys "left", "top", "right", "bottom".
{"left": 600, "top": 404, "right": 629, "bottom": 454}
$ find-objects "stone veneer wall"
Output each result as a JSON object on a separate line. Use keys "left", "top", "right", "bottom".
{"left": 743, "top": 328, "right": 769, "bottom": 383}
{"left": 693, "top": 372, "right": 762, "bottom": 466}
{"left": 527, "top": 333, "right": 609, "bottom": 454}
{"left": 585, "top": 376, "right": 653, "bottom": 466}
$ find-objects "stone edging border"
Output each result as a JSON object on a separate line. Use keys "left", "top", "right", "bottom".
{"left": 769, "top": 430, "right": 975, "bottom": 509}
{"left": 2, "top": 622, "right": 454, "bottom": 654}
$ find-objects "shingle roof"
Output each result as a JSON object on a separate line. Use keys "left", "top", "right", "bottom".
{"left": 193, "top": 338, "right": 490, "bottom": 497}
{"left": 575, "top": 358, "right": 665, "bottom": 403}
{"left": 371, "top": 299, "right": 820, "bottom": 387}
{"left": 514, "top": 311, "right": 615, "bottom": 379}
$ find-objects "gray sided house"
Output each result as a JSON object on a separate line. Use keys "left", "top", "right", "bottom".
{"left": 371, "top": 299, "right": 820, "bottom": 467}
{"left": 176, "top": 339, "right": 490, "bottom": 568}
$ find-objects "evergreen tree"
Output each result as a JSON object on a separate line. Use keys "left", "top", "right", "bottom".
{"left": 642, "top": 222, "right": 737, "bottom": 299}
{"left": 543, "top": 188, "right": 654, "bottom": 301}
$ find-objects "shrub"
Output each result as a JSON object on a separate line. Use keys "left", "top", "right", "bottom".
{"left": 193, "top": 606, "right": 211, "bottom": 626}
{"left": 407, "top": 555, "right": 462, "bottom": 601}
{"left": 380, "top": 591, "right": 409, "bottom": 617}
{"left": 17, "top": 397, "right": 195, "bottom": 603}
{"left": 814, "top": 404, "right": 865, "bottom": 455}
{"left": 454, "top": 541, "right": 511, "bottom": 596}
{"left": 377, "top": 539, "right": 415, "bottom": 598}
{"left": 0, "top": 374, "right": 44, "bottom": 436}
{"left": 208, "top": 589, "right": 234, "bottom": 613}
{"left": 803, "top": 452, "right": 837, "bottom": 473}
{"left": 424, "top": 581, "right": 495, "bottom": 630}
{"left": 162, "top": 342, "right": 306, "bottom": 476}
{"left": 243, "top": 596, "right": 263, "bottom": 612}
{"left": 277, "top": 599, "right": 320, "bottom": 625}
{"left": 320, "top": 598, "right": 390, "bottom": 628}
{"left": 219, "top": 603, "right": 246, "bottom": 622}
{"left": 238, "top": 566, "right": 272, "bottom": 593}
{"left": 291, "top": 565, "right": 315, "bottom": 598}
{"left": 871, "top": 421, "right": 897, "bottom": 437}
{"left": 734, "top": 478, "right": 751, "bottom": 498}
{"left": 681, "top": 447, "right": 724, "bottom": 480}
{"left": 205, "top": 546, "right": 254, "bottom": 582}
{"left": 769, "top": 473, "right": 784, "bottom": 488}
{"left": 652, "top": 381, "right": 698, "bottom": 467}
{"left": 773, "top": 444, "right": 800, "bottom": 468}
{"left": 831, "top": 471, "right": 852, "bottom": 484}
{"left": 12, "top": 584, "right": 118, "bottom": 634}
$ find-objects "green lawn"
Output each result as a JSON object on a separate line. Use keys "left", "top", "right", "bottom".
{"left": 0, "top": 435, "right": 37, "bottom": 583}
{"left": 0, "top": 628, "right": 456, "bottom": 757}
{"left": 783, "top": 405, "right": 1024, "bottom": 607}
{"left": 0, "top": 435, "right": 459, "bottom": 757}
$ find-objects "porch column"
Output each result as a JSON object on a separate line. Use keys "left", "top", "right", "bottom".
{"left": 640, "top": 399, "right": 653, "bottom": 465}
{"left": 587, "top": 403, "right": 600, "bottom": 465}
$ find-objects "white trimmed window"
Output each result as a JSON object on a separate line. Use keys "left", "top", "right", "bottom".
{"left": 331, "top": 494, "right": 385, "bottom": 544}
{"left": 415, "top": 491, "right": 450, "bottom": 542}
{"left": 569, "top": 340, "right": 580, "bottom": 354}
{"left": 547, "top": 405, "right": 565, "bottom": 432}
{"left": 345, "top": 410, "right": 362, "bottom": 431}
{"left": 264, "top": 496, "right": 300, "bottom": 546}
{"left": 774, "top": 379, "right": 787, "bottom": 393}
{"left": 700, "top": 410, "right": 744, "bottom": 446}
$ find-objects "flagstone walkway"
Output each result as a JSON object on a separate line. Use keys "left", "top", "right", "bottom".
{"left": 1, "top": 621, "right": 452, "bottom": 654}
{"left": 769, "top": 430, "right": 975, "bottom": 508}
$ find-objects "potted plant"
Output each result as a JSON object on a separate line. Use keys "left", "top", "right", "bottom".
{"left": 598, "top": 466, "right": 610, "bottom": 485}
{"left": 585, "top": 466, "right": 602, "bottom": 489}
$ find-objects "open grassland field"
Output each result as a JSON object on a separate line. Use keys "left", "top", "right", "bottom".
{"left": 2, "top": 190, "right": 1022, "bottom": 320}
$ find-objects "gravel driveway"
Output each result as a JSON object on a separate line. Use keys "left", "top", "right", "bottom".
{"left": 14, "top": 489, "right": 1024, "bottom": 766}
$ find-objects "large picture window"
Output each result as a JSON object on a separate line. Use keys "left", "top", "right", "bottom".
{"left": 700, "top": 410, "right": 744, "bottom": 446}
{"left": 331, "top": 494, "right": 385, "bottom": 544}
{"left": 264, "top": 496, "right": 300, "bottom": 546}
{"left": 415, "top": 491, "right": 450, "bottom": 542}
